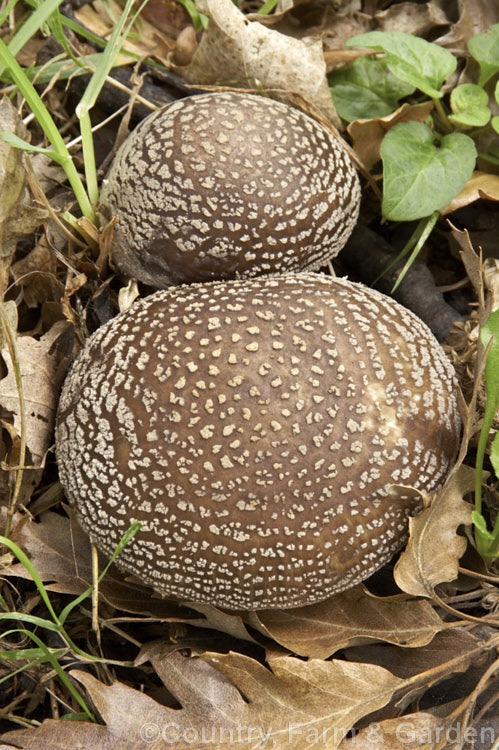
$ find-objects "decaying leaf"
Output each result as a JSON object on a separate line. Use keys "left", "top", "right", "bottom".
{"left": 394, "top": 465, "right": 474, "bottom": 598}
{"left": 440, "top": 172, "right": 499, "bottom": 215}
{"left": 175, "top": 0, "right": 340, "bottom": 126}
{"left": 0, "top": 320, "right": 72, "bottom": 465}
{"left": 246, "top": 585, "right": 452, "bottom": 658}
{"left": 347, "top": 101, "right": 434, "bottom": 169}
{"left": 0, "top": 648, "right": 406, "bottom": 749}
{"left": 375, "top": 0, "right": 449, "bottom": 37}
{"left": 75, "top": 0, "right": 175, "bottom": 67}
{"left": 10, "top": 235, "right": 63, "bottom": 309}
{"left": 0, "top": 98, "right": 48, "bottom": 295}
{"left": 339, "top": 711, "right": 466, "bottom": 749}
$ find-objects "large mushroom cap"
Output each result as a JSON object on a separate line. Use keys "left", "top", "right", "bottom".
{"left": 99, "top": 92, "right": 360, "bottom": 287}
{"left": 56, "top": 272, "right": 461, "bottom": 610}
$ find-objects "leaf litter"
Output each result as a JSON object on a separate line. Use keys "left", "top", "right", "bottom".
{"left": 1, "top": 0, "right": 499, "bottom": 748}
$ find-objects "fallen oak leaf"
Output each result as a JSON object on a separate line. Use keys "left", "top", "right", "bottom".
{"left": 394, "top": 464, "right": 474, "bottom": 598}
{"left": 1, "top": 650, "right": 405, "bottom": 750}
{"left": 4, "top": 634, "right": 498, "bottom": 750}
{"left": 245, "top": 585, "right": 457, "bottom": 658}
{"left": 339, "top": 710, "right": 467, "bottom": 749}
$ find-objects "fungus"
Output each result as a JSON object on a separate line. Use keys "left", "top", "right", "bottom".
{"left": 99, "top": 92, "right": 360, "bottom": 287}
{"left": 56, "top": 272, "right": 461, "bottom": 610}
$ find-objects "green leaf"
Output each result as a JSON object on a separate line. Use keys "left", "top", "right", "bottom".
{"left": 345, "top": 31, "right": 456, "bottom": 99}
{"left": 380, "top": 121, "right": 477, "bottom": 221}
{"left": 0, "top": 131, "right": 66, "bottom": 164}
{"left": 449, "top": 83, "right": 491, "bottom": 127}
{"left": 468, "top": 23, "right": 499, "bottom": 87}
{"left": 480, "top": 308, "right": 499, "bottom": 417}
{"left": 490, "top": 432, "right": 499, "bottom": 480}
{"left": 329, "top": 57, "right": 415, "bottom": 122}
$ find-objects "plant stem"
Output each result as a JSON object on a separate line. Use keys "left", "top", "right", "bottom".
{"left": 79, "top": 111, "right": 99, "bottom": 208}
{"left": 432, "top": 97, "right": 453, "bottom": 133}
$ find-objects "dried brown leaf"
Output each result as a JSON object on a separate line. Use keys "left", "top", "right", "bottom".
{"left": 175, "top": 0, "right": 340, "bottom": 125}
{"left": 394, "top": 465, "right": 474, "bottom": 598}
{"left": 2, "top": 650, "right": 405, "bottom": 749}
{"left": 0, "top": 721, "right": 116, "bottom": 749}
{"left": 347, "top": 102, "right": 434, "bottom": 170}
{"left": 440, "top": 172, "right": 499, "bottom": 216}
{"left": 0, "top": 321, "right": 72, "bottom": 464}
{"left": 10, "top": 235, "right": 63, "bottom": 308}
{"left": 375, "top": 0, "right": 449, "bottom": 36}
{"left": 436, "top": 0, "right": 499, "bottom": 55}
{"left": 346, "top": 628, "right": 481, "bottom": 680}
{"left": 246, "top": 585, "right": 451, "bottom": 658}
{"left": 184, "top": 602, "right": 258, "bottom": 643}
{"left": 339, "top": 711, "right": 464, "bottom": 750}
{"left": 75, "top": 0, "right": 174, "bottom": 67}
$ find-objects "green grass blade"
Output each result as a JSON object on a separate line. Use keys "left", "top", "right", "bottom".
{"left": 0, "top": 0, "right": 18, "bottom": 28}
{"left": 75, "top": 0, "right": 148, "bottom": 119}
{"left": 1, "top": 629, "right": 95, "bottom": 721}
{"left": 3, "top": 0, "right": 65, "bottom": 68}
{"left": 0, "top": 612, "right": 62, "bottom": 632}
{"left": 0, "top": 38, "right": 96, "bottom": 222}
{"left": 58, "top": 521, "right": 141, "bottom": 624}
{"left": 0, "top": 536, "right": 61, "bottom": 624}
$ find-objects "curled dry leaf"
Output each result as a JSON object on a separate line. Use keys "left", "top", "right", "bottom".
{"left": 394, "top": 464, "right": 474, "bottom": 598}
{"left": 0, "top": 320, "right": 72, "bottom": 465}
{"left": 245, "top": 585, "right": 452, "bottom": 658}
{"left": 374, "top": 0, "right": 449, "bottom": 36}
{"left": 440, "top": 172, "right": 499, "bottom": 216}
{"left": 436, "top": 0, "right": 499, "bottom": 56}
{"left": 0, "top": 98, "right": 48, "bottom": 294}
{"left": 347, "top": 101, "right": 434, "bottom": 170}
{"left": 10, "top": 235, "right": 63, "bottom": 309}
{"left": 182, "top": 602, "right": 258, "bottom": 644}
{"left": 175, "top": 0, "right": 340, "bottom": 125}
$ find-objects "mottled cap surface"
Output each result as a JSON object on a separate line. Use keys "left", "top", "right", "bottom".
{"left": 56, "top": 272, "right": 460, "bottom": 610}
{"left": 99, "top": 92, "right": 361, "bottom": 287}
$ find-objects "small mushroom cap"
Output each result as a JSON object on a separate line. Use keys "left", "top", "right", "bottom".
{"left": 56, "top": 272, "right": 461, "bottom": 610}
{"left": 99, "top": 92, "right": 360, "bottom": 287}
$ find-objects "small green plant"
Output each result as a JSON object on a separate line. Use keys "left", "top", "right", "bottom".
{"left": 472, "top": 308, "right": 499, "bottom": 566}
{"left": 0, "top": 0, "right": 153, "bottom": 234}
{"left": 329, "top": 26, "right": 499, "bottom": 288}
{"left": 0, "top": 521, "right": 141, "bottom": 720}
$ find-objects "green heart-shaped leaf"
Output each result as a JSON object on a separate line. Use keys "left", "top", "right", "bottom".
{"left": 468, "top": 23, "right": 499, "bottom": 87}
{"left": 329, "top": 57, "right": 415, "bottom": 122}
{"left": 449, "top": 84, "right": 491, "bottom": 128}
{"left": 380, "top": 121, "right": 476, "bottom": 221}
{"left": 345, "top": 31, "right": 456, "bottom": 99}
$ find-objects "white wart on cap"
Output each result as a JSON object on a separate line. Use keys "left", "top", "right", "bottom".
{"left": 99, "top": 92, "right": 361, "bottom": 287}
{"left": 56, "top": 272, "right": 460, "bottom": 610}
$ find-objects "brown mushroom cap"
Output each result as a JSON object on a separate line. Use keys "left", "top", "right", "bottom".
{"left": 55, "top": 272, "right": 460, "bottom": 610}
{"left": 99, "top": 92, "right": 360, "bottom": 287}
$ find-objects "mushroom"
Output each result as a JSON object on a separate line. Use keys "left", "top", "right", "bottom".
{"left": 99, "top": 91, "right": 361, "bottom": 288}
{"left": 55, "top": 272, "right": 461, "bottom": 610}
